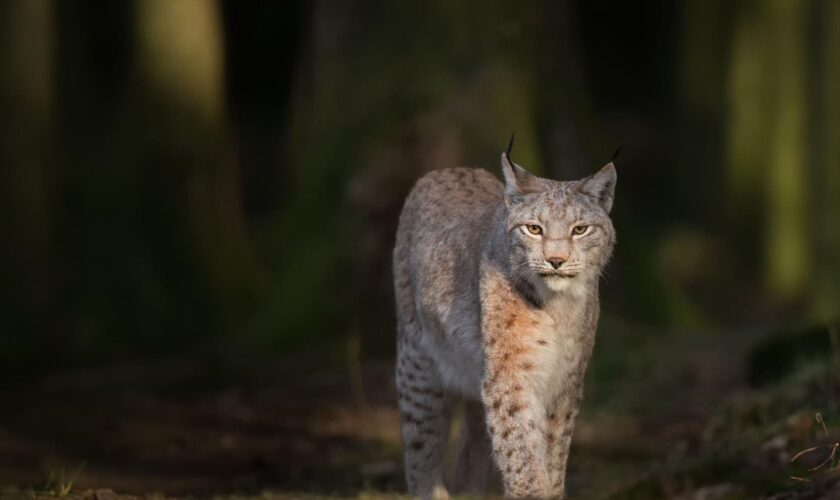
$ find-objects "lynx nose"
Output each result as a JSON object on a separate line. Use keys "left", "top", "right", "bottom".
{"left": 546, "top": 257, "right": 566, "bottom": 269}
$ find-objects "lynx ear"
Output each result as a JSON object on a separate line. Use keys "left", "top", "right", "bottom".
{"left": 580, "top": 162, "right": 617, "bottom": 213}
{"left": 501, "top": 152, "right": 539, "bottom": 207}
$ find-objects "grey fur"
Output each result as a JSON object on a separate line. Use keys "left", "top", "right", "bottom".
{"left": 393, "top": 150, "right": 616, "bottom": 499}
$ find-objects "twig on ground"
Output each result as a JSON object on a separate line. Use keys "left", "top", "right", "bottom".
{"left": 789, "top": 412, "right": 839, "bottom": 482}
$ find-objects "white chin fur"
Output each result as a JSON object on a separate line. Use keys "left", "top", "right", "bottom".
{"left": 543, "top": 275, "right": 584, "bottom": 296}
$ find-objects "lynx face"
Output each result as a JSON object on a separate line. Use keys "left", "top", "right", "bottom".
{"left": 501, "top": 155, "right": 616, "bottom": 297}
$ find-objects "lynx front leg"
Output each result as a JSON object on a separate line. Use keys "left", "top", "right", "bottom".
{"left": 479, "top": 272, "right": 555, "bottom": 496}
{"left": 546, "top": 391, "right": 582, "bottom": 497}
{"left": 396, "top": 342, "right": 453, "bottom": 500}
{"left": 482, "top": 375, "right": 550, "bottom": 496}
{"left": 547, "top": 340, "right": 594, "bottom": 497}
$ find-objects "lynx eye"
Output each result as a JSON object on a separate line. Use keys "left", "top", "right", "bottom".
{"left": 572, "top": 225, "right": 588, "bottom": 236}
{"left": 525, "top": 224, "right": 543, "bottom": 235}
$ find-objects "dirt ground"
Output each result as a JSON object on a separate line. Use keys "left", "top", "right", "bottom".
{"left": 1, "top": 340, "right": 838, "bottom": 499}
{"left": 0, "top": 356, "right": 406, "bottom": 498}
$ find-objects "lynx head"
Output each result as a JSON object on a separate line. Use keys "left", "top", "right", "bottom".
{"left": 501, "top": 148, "right": 616, "bottom": 299}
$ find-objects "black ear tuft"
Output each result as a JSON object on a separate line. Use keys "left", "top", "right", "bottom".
{"left": 506, "top": 132, "right": 516, "bottom": 159}
{"left": 500, "top": 134, "right": 540, "bottom": 208}
{"left": 611, "top": 143, "right": 628, "bottom": 163}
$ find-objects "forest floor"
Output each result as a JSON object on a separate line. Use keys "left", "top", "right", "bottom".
{"left": 1, "top": 324, "right": 839, "bottom": 499}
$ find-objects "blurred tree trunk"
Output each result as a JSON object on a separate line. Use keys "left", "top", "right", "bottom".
{"left": 727, "top": 2, "right": 772, "bottom": 249}
{"left": 764, "top": 0, "right": 808, "bottom": 300}
{"left": 221, "top": 2, "right": 309, "bottom": 220}
{"left": 679, "top": 0, "right": 730, "bottom": 216}
{"left": 0, "top": 0, "right": 54, "bottom": 344}
{"left": 134, "top": 0, "right": 265, "bottom": 308}
{"left": 727, "top": 0, "right": 809, "bottom": 303}
{"left": 814, "top": 1, "right": 840, "bottom": 320}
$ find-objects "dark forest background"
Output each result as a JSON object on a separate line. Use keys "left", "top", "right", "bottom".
{"left": 1, "top": 1, "right": 839, "bottom": 498}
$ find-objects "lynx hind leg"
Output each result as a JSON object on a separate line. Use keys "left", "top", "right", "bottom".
{"left": 396, "top": 338, "right": 453, "bottom": 500}
{"left": 450, "top": 399, "right": 496, "bottom": 495}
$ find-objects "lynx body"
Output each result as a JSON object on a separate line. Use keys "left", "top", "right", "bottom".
{"left": 393, "top": 148, "right": 616, "bottom": 499}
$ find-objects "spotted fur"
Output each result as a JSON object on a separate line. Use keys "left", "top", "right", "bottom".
{"left": 393, "top": 151, "right": 616, "bottom": 499}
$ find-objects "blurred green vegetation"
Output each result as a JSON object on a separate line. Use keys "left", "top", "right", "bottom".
{"left": 0, "top": 0, "right": 839, "bottom": 379}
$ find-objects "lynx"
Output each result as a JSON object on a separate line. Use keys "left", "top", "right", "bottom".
{"left": 392, "top": 140, "right": 616, "bottom": 499}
